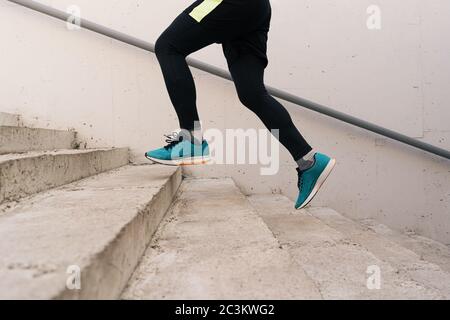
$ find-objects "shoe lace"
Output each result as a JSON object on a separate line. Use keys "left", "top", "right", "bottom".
{"left": 163, "top": 132, "right": 183, "bottom": 150}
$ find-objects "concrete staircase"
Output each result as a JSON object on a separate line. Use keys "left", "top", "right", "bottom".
{"left": 0, "top": 112, "right": 181, "bottom": 299}
{"left": 1, "top": 112, "right": 450, "bottom": 299}
{"left": 122, "top": 179, "right": 321, "bottom": 300}
{"left": 0, "top": 113, "right": 129, "bottom": 205}
{"left": 122, "top": 182, "right": 450, "bottom": 300}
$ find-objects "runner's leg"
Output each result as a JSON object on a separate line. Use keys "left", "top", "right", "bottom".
{"left": 227, "top": 53, "right": 313, "bottom": 160}
{"left": 154, "top": 13, "right": 219, "bottom": 131}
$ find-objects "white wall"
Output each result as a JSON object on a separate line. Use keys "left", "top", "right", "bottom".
{"left": 0, "top": 0, "right": 449, "bottom": 243}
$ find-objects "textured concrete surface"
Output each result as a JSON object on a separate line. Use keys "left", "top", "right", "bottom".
{"left": 0, "top": 165, "right": 181, "bottom": 299}
{"left": 307, "top": 207, "right": 450, "bottom": 299}
{"left": 248, "top": 195, "right": 443, "bottom": 299}
{"left": 122, "top": 178, "right": 321, "bottom": 300}
{"left": 0, "top": 112, "right": 20, "bottom": 127}
{"left": 0, "top": 148, "right": 129, "bottom": 204}
{"left": 0, "top": 126, "right": 76, "bottom": 155}
{"left": 361, "top": 219, "right": 450, "bottom": 274}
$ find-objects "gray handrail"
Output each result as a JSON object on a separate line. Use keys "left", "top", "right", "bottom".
{"left": 7, "top": 0, "right": 450, "bottom": 160}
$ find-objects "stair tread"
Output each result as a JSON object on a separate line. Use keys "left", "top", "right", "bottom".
{"left": 0, "top": 164, "right": 180, "bottom": 299}
{"left": 248, "top": 194, "right": 446, "bottom": 299}
{"left": 0, "top": 148, "right": 121, "bottom": 162}
{"left": 360, "top": 219, "right": 450, "bottom": 274}
{"left": 122, "top": 178, "right": 321, "bottom": 300}
{"left": 306, "top": 205, "right": 450, "bottom": 298}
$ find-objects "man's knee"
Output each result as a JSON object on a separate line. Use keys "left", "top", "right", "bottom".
{"left": 154, "top": 34, "right": 168, "bottom": 58}
{"left": 237, "top": 87, "right": 265, "bottom": 111}
{"left": 154, "top": 33, "right": 179, "bottom": 58}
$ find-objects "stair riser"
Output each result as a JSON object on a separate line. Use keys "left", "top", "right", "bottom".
{"left": 0, "top": 127, "right": 76, "bottom": 155}
{"left": 56, "top": 167, "right": 182, "bottom": 299}
{"left": 0, "top": 149, "right": 129, "bottom": 204}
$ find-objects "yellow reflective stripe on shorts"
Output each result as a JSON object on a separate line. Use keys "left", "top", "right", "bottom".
{"left": 189, "top": 0, "right": 224, "bottom": 22}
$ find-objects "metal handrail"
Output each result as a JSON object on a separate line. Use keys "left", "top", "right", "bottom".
{"left": 7, "top": 0, "right": 450, "bottom": 160}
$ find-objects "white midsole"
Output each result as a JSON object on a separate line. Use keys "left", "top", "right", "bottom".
{"left": 297, "top": 158, "right": 336, "bottom": 210}
{"left": 146, "top": 155, "right": 211, "bottom": 166}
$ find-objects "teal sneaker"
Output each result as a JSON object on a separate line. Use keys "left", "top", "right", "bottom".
{"left": 295, "top": 152, "right": 336, "bottom": 210}
{"left": 145, "top": 132, "right": 210, "bottom": 166}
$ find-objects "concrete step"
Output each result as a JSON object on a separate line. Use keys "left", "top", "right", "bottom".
{"left": 0, "top": 112, "right": 21, "bottom": 127}
{"left": 248, "top": 195, "right": 444, "bottom": 299}
{"left": 0, "top": 148, "right": 129, "bottom": 205}
{"left": 307, "top": 206, "right": 450, "bottom": 299}
{"left": 360, "top": 219, "right": 450, "bottom": 274}
{"left": 0, "top": 126, "right": 77, "bottom": 155}
{"left": 0, "top": 164, "right": 181, "bottom": 299}
{"left": 122, "top": 178, "right": 321, "bottom": 300}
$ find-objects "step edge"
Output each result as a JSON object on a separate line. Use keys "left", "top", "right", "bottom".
{"left": 0, "top": 125, "right": 77, "bottom": 134}
{"left": 54, "top": 166, "right": 182, "bottom": 300}
{"left": 0, "top": 148, "right": 130, "bottom": 204}
{"left": 0, "top": 147, "right": 129, "bottom": 163}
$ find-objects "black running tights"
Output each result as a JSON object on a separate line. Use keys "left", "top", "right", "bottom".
{"left": 154, "top": 12, "right": 313, "bottom": 160}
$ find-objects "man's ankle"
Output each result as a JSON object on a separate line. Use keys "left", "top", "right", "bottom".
{"left": 296, "top": 149, "right": 316, "bottom": 171}
{"left": 179, "top": 128, "right": 203, "bottom": 145}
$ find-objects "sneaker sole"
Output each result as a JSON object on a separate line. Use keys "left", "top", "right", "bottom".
{"left": 145, "top": 154, "right": 211, "bottom": 166}
{"left": 296, "top": 158, "right": 336, "bottom": 210}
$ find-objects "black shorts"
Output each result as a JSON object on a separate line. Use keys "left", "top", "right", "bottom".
{"left": 183, "top": 0, "right": 272, "bottom": 67}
